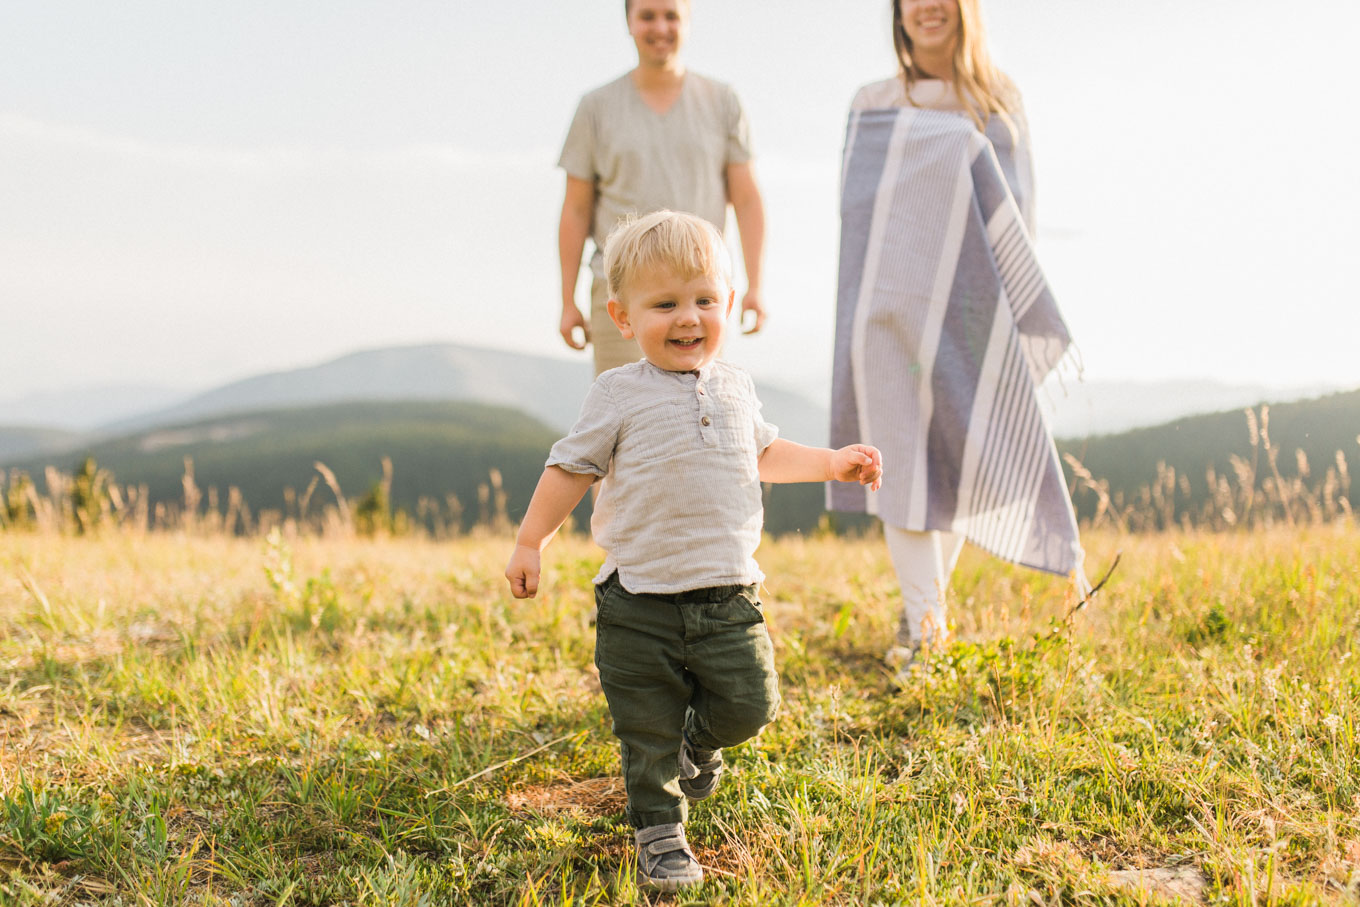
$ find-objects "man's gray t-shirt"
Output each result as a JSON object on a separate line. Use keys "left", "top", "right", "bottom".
{"left": 558, "top": 72, "right": 753, "bottom": 284}
{"left": 546, "top": 359, "right": 778, "bottom": 595}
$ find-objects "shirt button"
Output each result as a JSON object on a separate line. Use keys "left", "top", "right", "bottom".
{"left": 701, "top": 416, "right": 711, "bottom": 426}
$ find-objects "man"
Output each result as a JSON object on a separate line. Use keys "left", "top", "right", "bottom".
{"left": 557, "top": 0, "right": 768, "bottom": 375}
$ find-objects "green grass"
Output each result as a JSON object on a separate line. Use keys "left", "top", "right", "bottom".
{"left": 2, "top": 526, "right": 1359, "bottom": 904}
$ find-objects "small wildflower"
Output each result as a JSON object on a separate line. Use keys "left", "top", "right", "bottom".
{"left": 1113, "top": 744, "right": 1139, "bottom": 772}
{"left": 1324, "top": 713, "right": 1343, "bottom": 734}
{"left": 1261, "top": 664, "right": 1284, "bottom": 701}
{"left": 1192, "top": 718, "right": 1219, "bottom": 750}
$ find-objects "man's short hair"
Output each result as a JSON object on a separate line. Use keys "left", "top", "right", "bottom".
{"left": 604, "top": 210, "right": 731, "bottom": 302}
{"left": 625, "top": 0, "right": 690, "bottom": 18}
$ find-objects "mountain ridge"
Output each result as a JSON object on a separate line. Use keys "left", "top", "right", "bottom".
{"left": 2, "top": 342, "right": 1351, "bottom": 466}
{"left": 5, "top": 379, "right": 1355, "bottom": 535}
{"left": 4, "top": 342, "right": 833, "bottom": 459}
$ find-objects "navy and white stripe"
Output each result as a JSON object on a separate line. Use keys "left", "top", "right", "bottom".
{"left": 829, "top": 107, "right": 1083, "bottom": 579}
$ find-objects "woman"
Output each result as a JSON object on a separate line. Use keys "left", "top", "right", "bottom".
{"left": 829, "top": 0, "right": 1085, "bottom": 669}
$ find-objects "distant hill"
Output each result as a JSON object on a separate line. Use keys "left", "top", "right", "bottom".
{"left": 7, "top": 342, "right": 1355, "bottom": 535}
{"left": 0, "top": 384, "right": 189, "bottom": 431}
{"left": 1058, "top": 388, "right": 1360, "bottom": 523}
{"left": 7, "top": 399, "right": 830, "bottom": 536}
{"left": 6, "top": 343, "right": 1342, "bottom": 455}
{"left": 1043, "top": 377, "right": 1340, "bottom": 438}
{"left": 0, "top": 426, "right": 82, "bottom": 462}
{"left": 12, "top": 387, "right": 1357, "bottom": 537}
{"left": 11, "top": 401, "right": 567, "bottom": 533}
{"left": 100, "top": 345, "right": 592, "bottom": 437}
{"left": 96, "top": 343, "right": 831, "bottom": 448}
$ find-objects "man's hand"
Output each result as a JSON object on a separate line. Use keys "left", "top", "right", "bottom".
{"left": 740, "top": 288, "right": 766, "bottom": 334}
{"left": 506, "top": 545, "right": 543, "bottom": 599}
{"left": 829, "top": 444, "right": 883, "bottom": 491}
{"left": 560, "top": 306, "right": 591, "bottom": 351}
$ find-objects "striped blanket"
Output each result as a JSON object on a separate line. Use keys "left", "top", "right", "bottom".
{"left": 828, "top": 106, "right": 1084, "bottom": 579}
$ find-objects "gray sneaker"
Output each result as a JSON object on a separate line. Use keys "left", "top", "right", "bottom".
{"left": 678, "top": 735, "right": 723, "bottom": 800}
{"left": 635, "top": 823, "right": 703, "bottom": 892}
{"left": 885, "top": 643, "right": 922, "bottom": 682}
{"left": 884, "top": 644, "right": 920, "bottom": 669}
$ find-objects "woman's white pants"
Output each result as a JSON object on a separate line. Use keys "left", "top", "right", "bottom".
{"left": 883, "top": 526, "right": 964, "bottom": 648}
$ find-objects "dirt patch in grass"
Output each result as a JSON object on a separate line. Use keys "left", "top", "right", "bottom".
{"left": 1108, "top": 866, "right": 1209, "bottom": 903}
{"left": 3, "top": 622, "right": 186, "bottom": 675}
{"left": 506, "top": 776, "right": 625, "bottom": 818}
{"left": 1016, "top": 839, "right": 1212, "bottom": 904}
{"left": 0, "top": 701, "right": 175, "bottom": 787}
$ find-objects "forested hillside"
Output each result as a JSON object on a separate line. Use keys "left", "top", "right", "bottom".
{"left": 10, "top": 401, "right": 562, "bottom": 534}
{"left": 12, "top": 388, "right": 1354, "bottom": 538}
{"left": 7, "top": 400, "right": 835, "bottom": 536}
{"left": 1058, "top": 389, "right": 1359, "bottom": 525}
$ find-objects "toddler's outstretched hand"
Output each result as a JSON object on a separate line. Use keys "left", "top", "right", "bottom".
{"left": 830, "top": 444, "right": 884, "bottom": 491}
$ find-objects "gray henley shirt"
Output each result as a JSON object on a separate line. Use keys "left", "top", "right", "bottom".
{"left": 547, "top": 359, "right": 779, "bottom": 594}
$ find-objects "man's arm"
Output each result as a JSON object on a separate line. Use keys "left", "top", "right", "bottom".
{"left": 505, "top": 466, "right": 597, "bottom": 598}
{"left": 726, "top": 161, "right": 767, "bottom": 334}
{"left": 758, "top": 439, "right": 882, "bottom": 490}
{"left": 559, "top": 175, "right": 596, "bottom": 350}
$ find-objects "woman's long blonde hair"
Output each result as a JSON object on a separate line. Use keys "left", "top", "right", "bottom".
{"left": 892, "top": 0, "right": 1016, "bottom": 132}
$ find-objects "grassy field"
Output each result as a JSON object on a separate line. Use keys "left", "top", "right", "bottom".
{"left": 2, "top": 526, "right": 1359, "bottom": 905}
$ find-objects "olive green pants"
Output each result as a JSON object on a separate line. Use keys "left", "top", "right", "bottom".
{"left": 593, "top": 573, "right": 781, "bottom": 828}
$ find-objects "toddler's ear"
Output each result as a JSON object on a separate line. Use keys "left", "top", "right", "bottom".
{"left": 606, "top": 298, "right": 635, "bottom": 339}
{"left": 725, "top": 288, "right": 735, "bottom": 316}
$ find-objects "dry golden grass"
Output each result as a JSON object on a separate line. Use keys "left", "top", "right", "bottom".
{"left": 1, "top": 525, "right": 1359, "bottom": 904}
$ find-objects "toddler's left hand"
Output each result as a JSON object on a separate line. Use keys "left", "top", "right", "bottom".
{"left": 830, "top": 444, "right": 883, "bottom": 491}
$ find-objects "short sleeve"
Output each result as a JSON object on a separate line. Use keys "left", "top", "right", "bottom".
{"left": 850, "top": 77, "right": 907, "bottom": 111}
{"left": 725, "top": 86, "right": 753, "bottom": 165}
{"left": 748, "top": 375, "right": 779, "bottom": 453}
{"left": 849, "top": 83, "right": 874, "bottom": 112}
{"left": 546, "top": 377, "right": 619, "bottom": 477}
{"left": 557, "top": 95, "right": 596, "bottom": 183}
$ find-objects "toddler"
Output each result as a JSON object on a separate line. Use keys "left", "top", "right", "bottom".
{"left": 506, "top": 210, "right": 882, "bottom": 892}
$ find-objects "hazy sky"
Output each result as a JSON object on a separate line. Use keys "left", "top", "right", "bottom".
{"left": 3, "top": 0, "right": 1357, "bottom": 405}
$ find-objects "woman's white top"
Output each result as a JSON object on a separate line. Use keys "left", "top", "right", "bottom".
{"left": 850, "top": 76, "right": 966, "bottom": 112}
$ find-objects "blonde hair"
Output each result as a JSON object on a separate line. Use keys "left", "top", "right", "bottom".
{"left": 892, "top": 0, "right": 1017, "bottom": 132}
{"left": 604, "top": 210, "right": 731, "bottom": 302}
